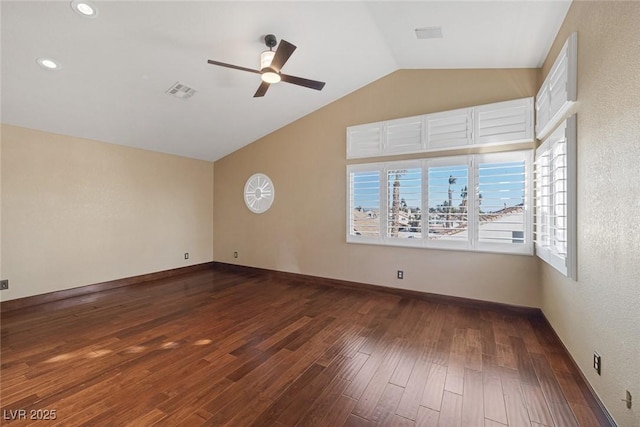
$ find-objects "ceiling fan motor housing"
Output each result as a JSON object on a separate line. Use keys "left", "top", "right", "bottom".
{"left": 264, "top": 34, "right": 277, "bottom": 49}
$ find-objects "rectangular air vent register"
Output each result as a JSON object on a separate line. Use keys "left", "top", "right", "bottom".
{"left": 166, "top": 82, "right": 197, "bottom": 100}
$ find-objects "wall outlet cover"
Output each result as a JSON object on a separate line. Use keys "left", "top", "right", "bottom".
{"left": 593, "top": 352, "right": 601, "bottom": 375}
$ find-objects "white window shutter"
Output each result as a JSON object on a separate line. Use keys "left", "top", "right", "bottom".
{"left": 534, "top": 115, "right": 576, "bottom": 279}
{"left": 347, "top": 123, "right": 384, "bottom": 159}
{"left": 385, "top": 116, "right": 424, "bottom": 155}
{"left": 475, "top": 151, "right": 532, "bottom": 255}
{"left": 347, "top": 164, "right": 383, "bottom": 243}
{"left": 384, "top": 162, "right": 423, "bottom": 245}
{"left": 346, "top": 150, "right": 532, "bottom": 255}
{"left": 426, "top": 108, "right": 473, "bottom": 150}
{"left": 536, "top": 84, "right": 551, "bottom": 135}
{"left": 536, "top": 33, "right": 577, "bottom": 140}
{"left": 474, "top": 98, "right": 534, "bottom": 145}
{"left": 346, "top": 97, "right": 533, "bottom": 158}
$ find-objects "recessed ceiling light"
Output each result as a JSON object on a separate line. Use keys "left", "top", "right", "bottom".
{"left": 71, "top": 0, "right": 98, "bottom": 18}
{"left": 415, "top": 27, "right": 443, "bottom": 40}
{"left": 36, "top": 58, "right": 60, "bottom": 70}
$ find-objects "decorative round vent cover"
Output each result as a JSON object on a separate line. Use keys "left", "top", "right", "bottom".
{"left": 244, "top": 173, "right": 275, "bottom": 214}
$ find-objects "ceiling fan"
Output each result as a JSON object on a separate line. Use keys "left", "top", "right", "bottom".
{"left": 207, "top": 34, "right": 326, "bottom": 98}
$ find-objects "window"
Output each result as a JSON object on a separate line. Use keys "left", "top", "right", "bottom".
{"left": 347, "top": 150, "right": 532, "bottom": 255}
{"left": 534, "top": 115, "right": 576, "bottom": 278}
{"left": 427, "top": 159, "right": 470, "bottom": 248}
{"left": 477, "top": 156, "right": 529, "bottom": 251}
{"left": 386, "top": 164, "right": 422, "bottom": 241}
{"left": 346, "top": 98, "right": 533, "bottom": 159}
{"left": 348, "top": 166, "right": 381, "bottom": 243}
{"left": 535, "top": 33, "right": 577, "bottom": 140}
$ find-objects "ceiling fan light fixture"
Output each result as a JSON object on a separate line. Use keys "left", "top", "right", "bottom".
{"left": 260, "top": 50, "right": 280, "bottom": 83}
{"left": 260, "top": 50, "right": 275, "bottom": 69}
{"left": 261, "top": 71, "right": 281, "bottom": 84}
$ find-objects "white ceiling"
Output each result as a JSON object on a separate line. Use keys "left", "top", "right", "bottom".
{"left": 1, "top": 1, "right": 571, "bottom": 162}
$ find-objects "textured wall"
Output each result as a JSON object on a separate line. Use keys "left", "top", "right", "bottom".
{"left": 0, "top": 135, "right": 2, "bottom": 284}
{"left": 214, "top": 68, "right": 542, "bottom": 308}
{"left": 539, "top": 2, "right": 640, "bottom": 426}
{"left": 1, "top": 125, "right": 214, "bottom": 301}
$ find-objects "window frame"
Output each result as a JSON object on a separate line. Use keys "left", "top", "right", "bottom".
{"left": 425, "top": 155, "right": 474, "bottom": 252}
{"left": 347, "top": 150, "right": 533, "bottom": 255}
{"left": 474, "top": 151, "right": 533, "bottom": 255}
{"left": 383, "top": 160, "right": 424, "bottom": 247}
{"left": 346, "top": 162, "right": 384, "bottom": 245}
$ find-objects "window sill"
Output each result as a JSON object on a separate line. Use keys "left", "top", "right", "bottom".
{"left": 346, "top": 238, "right": 534, "bottom": 256}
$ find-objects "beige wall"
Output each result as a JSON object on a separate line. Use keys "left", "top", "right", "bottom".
{"left": 539, "top": 2, "right": 640, "bottom": 426}
{"left": 0, "top": 125, "right": 214, "bottom": 301}
{"left": 214, "top": 69, "right": 541, "bottom": 308}
{"left": 0, "top": 135, "right": 3, "bottom": 284}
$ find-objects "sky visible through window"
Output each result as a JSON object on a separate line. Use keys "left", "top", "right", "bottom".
{"left": 428, "top": 165, "right": 468, "bottom": 213}
{"left": 477, "top": 161, "right": 526, "bottom": 212}
{"left": 351, "top": 171, "right": 380, "bottom": 212}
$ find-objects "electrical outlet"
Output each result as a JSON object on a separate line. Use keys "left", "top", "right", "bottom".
{"left": 0, "top": 280, "right": 8, "bottom": 290}
{"left": 233, "top": 251, "right": 238, "bottom": 259}
{"left": 184, "top": 253, "right": 189, "bottom": 260}
{"left": 593, "top": 352, "right": 601, "bottom": 375}
{"left": 397, "top": 270, "right": 403, "bottom": 280}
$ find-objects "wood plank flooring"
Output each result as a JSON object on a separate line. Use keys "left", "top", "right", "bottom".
{"left": 0, "top": 268, "right": 609, "bottom": 426}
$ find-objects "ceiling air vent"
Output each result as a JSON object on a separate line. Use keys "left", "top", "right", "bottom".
{"left": 166, "top": 82, "right": 196, "bottom": 100}
{"left": 415, "top": 27, "right": 443, "bottom": 40}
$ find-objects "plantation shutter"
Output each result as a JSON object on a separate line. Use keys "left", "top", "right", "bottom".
{"left": 536, "top": 33, "right": 577, "bottom": 140}
{"left": 474, "top": 98, "right": 534, "bottom": 145}
{"left": 425, "top": 108, "right": 473, "bottom": 150}
{"left": 385, "top": 117, "right": 424, "bottom": 155}
{"left": 534, "top": 115, "right": 576, "bottom": 278}
{"left": 346, "top": 97, "right": 533, "bottom": 158}
{"left": 475, "top": 152, "right": 531, "bottom": 255}
{"left": 347, "top": 165, "right": 382, "bottom": 243}
{"left": 385, "top": 164, "right": 422, "bottom": 242}
{"left": 347, "top": 123, "right": 384, "bottom": 159}
{"left": 426, "top": 160, "right": 471, "bottom": 250}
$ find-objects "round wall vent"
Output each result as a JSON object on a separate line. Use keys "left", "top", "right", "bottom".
{"left": 244, "top": 173, "right": 275, "bottom": 214}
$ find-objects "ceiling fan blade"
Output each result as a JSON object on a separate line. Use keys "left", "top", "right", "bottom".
{"left": 207, "top": 60, "right": 261, "bottom": 75}
{"left": 269, "top": 39, "right": 296, "bottom": 72}
{"left": 253, "top": 81, "right": 270, "bottom": 98}
{"left": 279, "top": 73, "right": 326, "bottom": 91}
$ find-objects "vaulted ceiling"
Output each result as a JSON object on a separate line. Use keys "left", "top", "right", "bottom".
{"left": 1, "top": 1, "right": 571, "bottom": 161}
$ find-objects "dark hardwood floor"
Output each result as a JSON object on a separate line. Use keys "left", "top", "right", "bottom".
{"left": 1, "top": 268, "right": 609, "bottom": 426}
